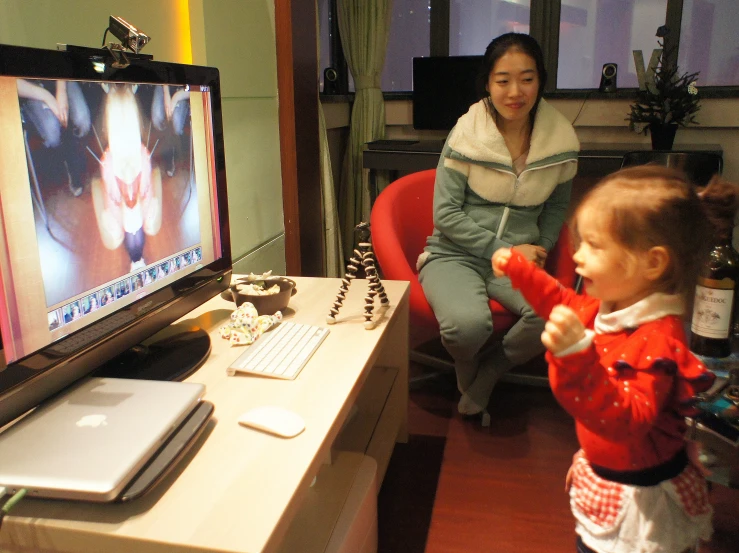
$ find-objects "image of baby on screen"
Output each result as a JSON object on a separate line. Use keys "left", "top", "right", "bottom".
{"left": 18, "top": 80, "right": 202, "bottom": 311}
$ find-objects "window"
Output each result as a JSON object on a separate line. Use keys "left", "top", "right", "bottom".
{"left": 382, "top": 0, "right": 431, "bottom": 91}
{"left": 383, "top": 0, "right": 533, "bottom": 90}
{"left": 449, "top": 0, "right": 531, "bottom": 56}
{"left": 556, "top": 0, "right": 668, "bottom": 89}
{"left": 678, "top": 0, "right": 739, "bottom": 86}
{"left": 319, "top": 0, "right": 739, "bottom": 95}
{"left": 318, "top": 0, "right": 330, "bottom": 92}
{"left": 318, "top": 0, "right": 432, "bottom": 93}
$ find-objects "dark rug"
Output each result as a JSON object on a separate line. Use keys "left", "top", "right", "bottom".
{"left": 377, "top": 434, "right": 446, "bottom": 553}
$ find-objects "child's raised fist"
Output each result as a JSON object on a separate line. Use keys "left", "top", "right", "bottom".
{"left": 542, "top": 304, "right": 586, "bottom": 355}
{"left": 492, "top": 248, "right": 512, "bottom": 277}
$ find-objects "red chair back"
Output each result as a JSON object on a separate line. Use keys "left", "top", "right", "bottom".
{"left": 371, "top": 169, "right": 577, "bottom": 333}
{"left": 371, "top": 169, "right": 439, "bottom": 330}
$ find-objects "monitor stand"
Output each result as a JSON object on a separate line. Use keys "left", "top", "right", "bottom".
{"left": 94, "top": 322, "right": 211, "bottom": 382}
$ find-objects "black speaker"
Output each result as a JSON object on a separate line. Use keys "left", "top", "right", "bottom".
{"left": 599, "top": 63, "right": 618, "bottom": 93}
{"left": 323, "top": 67, "right": 339, "bottom": 95}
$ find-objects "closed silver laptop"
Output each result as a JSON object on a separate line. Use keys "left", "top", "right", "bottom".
{"left": 0, "top": 377, "right": 205, "bottom": 502}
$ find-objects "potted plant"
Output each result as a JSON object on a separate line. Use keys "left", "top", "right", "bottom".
{"left": 627, "top": 26, "right": 700, "bottom": 150}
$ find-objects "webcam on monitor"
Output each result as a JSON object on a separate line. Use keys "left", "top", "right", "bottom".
{"left": 108, "top": 16, "right": 150, "bottom": 54}
{"left": 58, "top": 16, "right": 152, "bottom": 69}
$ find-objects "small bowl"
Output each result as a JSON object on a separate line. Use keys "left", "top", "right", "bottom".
{"left": 222, "top": 277, "right": 297, "bottom": 315}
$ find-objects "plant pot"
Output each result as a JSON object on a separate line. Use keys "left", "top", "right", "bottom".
{"left": 649, "top": 123, "right": 678, "bottom": 150}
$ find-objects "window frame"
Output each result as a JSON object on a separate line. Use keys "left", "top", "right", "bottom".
{"left": 319, "top": 0, "right": 739, "bottom": 101}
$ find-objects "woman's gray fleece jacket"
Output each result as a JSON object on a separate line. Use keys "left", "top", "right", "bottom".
{"left": 420, "top": 98, "right": 580, "bottom": 268}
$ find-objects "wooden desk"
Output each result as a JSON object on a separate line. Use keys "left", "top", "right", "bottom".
{"left": 0, "top": 277, "right": 410, "bottom": 553}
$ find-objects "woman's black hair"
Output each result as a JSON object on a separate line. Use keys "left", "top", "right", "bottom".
{"left": 475, "top": 33, "right": 548, "bottom": 124}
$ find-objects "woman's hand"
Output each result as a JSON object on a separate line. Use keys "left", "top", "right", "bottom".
{"left": 17, "top": 79, "right": 62, "bottom": 121}
{"left": 492, "top": 248, "right": 512, "bottom": 277}
{"left": 541, "top": 305, "right": 586, "bottom": 355}
{"left": 162, "top": 85, "right": 173, "bottom": 120}
{"left": 169, "top": 88, "right": 190, "bottom": 117}
{"left": 512, "top": 244, "right": 547, "bottom": 267}
{"left": 55, "top": 81, "right": 69, "bottom": 128}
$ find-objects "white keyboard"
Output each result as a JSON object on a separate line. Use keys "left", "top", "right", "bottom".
{"left": 226, "top": 321, "right": 330, "bottom": 380}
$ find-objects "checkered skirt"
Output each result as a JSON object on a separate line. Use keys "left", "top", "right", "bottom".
{"left": 570, "top": 456, "right": 712, "bottom": 553}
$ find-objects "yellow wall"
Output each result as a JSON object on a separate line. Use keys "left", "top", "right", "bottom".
{"left": 0, "top": 0, "right": 192, "bottom": 64}
{"left": 198, "top": 0, "right": 284, "bottom": 274}
{"left": 0, "top": 0, "right": 287, "bottom": 275}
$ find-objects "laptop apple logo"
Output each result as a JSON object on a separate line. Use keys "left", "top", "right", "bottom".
{"left": 76, "top": 414, "right": 108, "bottom": 428}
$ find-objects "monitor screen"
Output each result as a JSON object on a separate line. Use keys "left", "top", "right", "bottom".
{"left": 412, "top": 56, "right": 483, "bottom": 131}
{"left": 0, "top": 44, "right": 232, "bottom": 427}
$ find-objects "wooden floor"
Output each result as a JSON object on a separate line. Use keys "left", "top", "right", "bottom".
{"left": 377, "top": 355, "right": 739, "bottom": 553}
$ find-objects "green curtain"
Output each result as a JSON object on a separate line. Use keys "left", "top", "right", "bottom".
{"left": 337, "top": 0, "right": 393, "bottom": 259}
{"left": 318, "top": 103, "right": 344, "bottom": 277}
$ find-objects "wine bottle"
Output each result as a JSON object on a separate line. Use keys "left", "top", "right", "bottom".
{"left": 690, "top": 233, "right": 739, "bottom": 358}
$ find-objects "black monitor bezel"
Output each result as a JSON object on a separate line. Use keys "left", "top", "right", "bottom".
{"left": 0, "top": 43, "right": 232, "bottom": 427}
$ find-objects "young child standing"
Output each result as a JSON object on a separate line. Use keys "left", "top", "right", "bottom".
{"left": 492, "top": 165, "right": 739, "bottom": 553}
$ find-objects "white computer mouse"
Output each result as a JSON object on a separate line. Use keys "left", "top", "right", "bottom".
{"left": 238, "top": 406, "right": 305, "bottom": 438}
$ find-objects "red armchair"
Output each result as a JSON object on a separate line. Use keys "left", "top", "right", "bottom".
{"left": 370, "top": 168, "right": 577, "bottom": 386}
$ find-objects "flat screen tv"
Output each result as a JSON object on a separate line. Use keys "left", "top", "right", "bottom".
{"left": 412, "top": 56, "right": 483, "bottom": 131}
{"left": 0, "top": 44, "right": 232, "bottom": 428}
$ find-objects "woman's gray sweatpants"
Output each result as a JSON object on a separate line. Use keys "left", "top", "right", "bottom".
{"left": 419, "top": 254, "right": 546, "bottom": 408}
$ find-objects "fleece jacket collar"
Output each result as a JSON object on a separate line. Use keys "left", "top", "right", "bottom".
{"left": 448, "top": 98, "right": 580, "bottom": 168}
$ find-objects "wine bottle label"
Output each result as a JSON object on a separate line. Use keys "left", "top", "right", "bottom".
{"left": 691, "top": 284, "right": 734, "bottom": 339}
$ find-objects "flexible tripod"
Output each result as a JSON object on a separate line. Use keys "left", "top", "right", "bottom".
{"left": 327, "top": 222, "right": 389, "bottom": 329}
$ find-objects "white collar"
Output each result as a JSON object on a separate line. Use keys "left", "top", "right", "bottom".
{"left": 448, "top": 98, "right": 579, "bottom": 166}
{"left": 594, "top": 293, "right": 685, "bottom": 334}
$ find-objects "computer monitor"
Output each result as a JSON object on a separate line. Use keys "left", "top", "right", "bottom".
{"left": 0, "top": 44, "right": 232, "bottom": 428}
{"left": 412, "top": 56, "right": 483, "bottom": 131}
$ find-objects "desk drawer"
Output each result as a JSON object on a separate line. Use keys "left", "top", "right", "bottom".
{"left": 275, "top": 452, "right": 378, "bottom": 553}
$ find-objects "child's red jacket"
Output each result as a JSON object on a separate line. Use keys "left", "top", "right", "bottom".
{"left": 505, "top": 251, "right": 715, "bottom": 471}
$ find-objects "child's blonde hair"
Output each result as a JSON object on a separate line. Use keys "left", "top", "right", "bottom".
{"left": 573, "top": 165, "right": 739, "bottom": 311}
